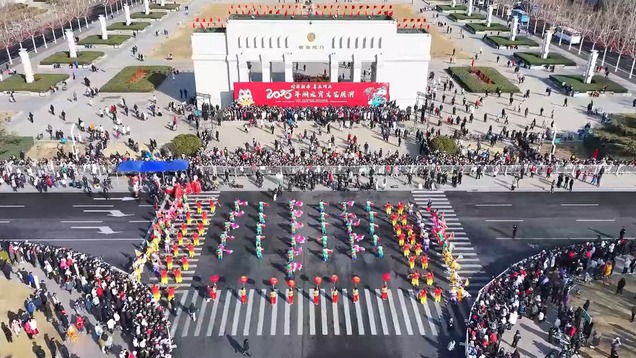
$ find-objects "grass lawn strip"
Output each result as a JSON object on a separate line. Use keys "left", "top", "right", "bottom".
{"left": 450, "top": 13, "right": 486, "bottom": 21}
{"left": 100, "top": 66, "right": 172, "bottom": 92}
{"left": 0, "top": 73, "right": 69, "bottom": 92}
{"left": 0, "top": 136, "right": 34, "bottom": 159}
{"left": 437, "top": 4, "right": 467, "bottom": 11}
{"left": 467, "top": 23, "right": 510, "bottom": 32}
{"left": 550, "top": 75, "right": 628, "bottom": 93}
{"left": 487, "top": 36, "right": 539, "bottom": 47}
{"left": 447, "top": 66, "right": 519, "bottom": 93}
{"left": 40, "top": 51, "right": 104, "bottom": 65}
{"left": 106, "top": 22, "right": 151, "bottom": 31}
{"left": 131, "top": 11, "right": 167, "bottom": 19}
{"left": 78, "top": 35, "right": 131, "bottom": 46}
{"left": 514, "top": 52, "right": 576, "bottom": 66}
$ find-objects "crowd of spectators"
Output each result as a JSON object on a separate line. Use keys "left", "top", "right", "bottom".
{"left": 465, "top": 237, "right": 632, "bottom": 358}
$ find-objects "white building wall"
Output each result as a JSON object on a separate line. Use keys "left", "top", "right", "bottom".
{"left": 192, "top": 18, "right": 431, "bottom": 107}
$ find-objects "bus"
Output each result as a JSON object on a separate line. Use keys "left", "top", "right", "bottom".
{"left": 511, "top": 9, "right": 529, "bottom": 25}
{"left": 554, "top": 26, "right": 582, "bottom": 45}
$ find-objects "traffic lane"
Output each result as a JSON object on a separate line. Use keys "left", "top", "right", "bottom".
{"left": 0, "top": 218, "right": 150, "bottom": 240}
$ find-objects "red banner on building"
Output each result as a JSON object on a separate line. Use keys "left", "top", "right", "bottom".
{"left": 233, "top": 82, "right": 390, "bottom": 107}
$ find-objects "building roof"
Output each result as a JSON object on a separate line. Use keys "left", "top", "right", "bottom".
{"left": 227, "top": 14, "right": 393, "bottom": 21}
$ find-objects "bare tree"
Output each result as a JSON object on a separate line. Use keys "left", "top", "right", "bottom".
{"left": 569, "top": 9, "right": 594, "bottom": 53}
{"left": 609, "top": 0, "right": 635, "bottom": 71}
{"left": 588, "top": 3, "right": 620, "bottom": 67}
{"left": 21, "top": 12, "right": 40, "bottom": 53}
{"left": 627, "top": 32, "right": 636, "bottom": 78}
{"left": 0, "top": 9, "right": 15, "bottom": 64}
{"left": 51, "top": 1, "right": 74, "bottom": 39}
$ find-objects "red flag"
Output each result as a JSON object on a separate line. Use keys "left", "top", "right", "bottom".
{"left": 423, "top": 18, "right": 427, "bottom": 22}
{"left": 374, "top": 5, "right": 377, "bottom": 9}
{"left": 230, "top": 5, "right": 233, "bottom": 9}
{"left": 244, "top": 4, "right": 248, "bottom": 8}
{"left": 417, "top": 18, "right": 421, "bottom": 22}
{"left": 389, "top": 5, "right": 393, "bottom": 9}
{"left": 276, "top": 9, "right": 280, "bottom": 14}
{"left": 269, "top": 10, "right": 272, "bottom": 14}
{"left": 200, "top": 23, "right": 204, "bottom": 29}
{"left": 195, "top": 17, "right": 200, "bottom": 22}
{"left": 357, "top": 11, "right": 360, "bottom": 15}
{"left": 256, "top": 11, "right": 259, "bottom": 15}
{"left": 330, "top": 5, "right": 334, "bottom": 9}
{"left": 284, "top": 10, "right": 288, "bottom": 16}
{"left": 410, "top": 18, "right": 414, "bottom": 22}
{"left": 217, "top": 17, "right": 220, "bottom": 22}
{"left": 344, "top": 5, "right": 347, "bottom": 9}
{"left": 381, "top": 5, "right": 385, "bottom": 9}
{"left": 366, "top": 5, "right": 370, "bottom": 9}
{"left": 191, "top": 22, "right": 195, "bottom": 28}
{"left": 241, "top": 10, "right": 244, "bottom": 15}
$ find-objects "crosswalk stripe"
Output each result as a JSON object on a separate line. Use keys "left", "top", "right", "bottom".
{"left": 386, "top": 289, "right": 402, "bottom": 335}
{"left": 284, "top": 298, "right": 291, "bottom": 335}
{"left": 206, "top": 291, "right": 221, "bottom": 336}
{"left": 420, "top": 298, "right": 438, "bottom": 336}
{"left": 407, "top": 290, "right": 426, "bottom": 335}
{"left": 397, "top": 290, "right": 413, "bottom": 335}
{"left": 243, "top": 289, "right": 255, "bottom": 336}
{"left": 309, "top": 289, "right": 316, "bottom": 335}
{"left": 231, "top": 294, "right": 242, "bottom": 336}
{"left": 375, "top": 289, "right": 390, "bottom": 335}
{"left": 297, "top": 289, "right": 304, "bottom": 335}
{"left": 193, "top": 297, "right": 208, "bottom": 336}
{"left": 170, "top": 290, "right": 190, "bottom": 337}
{"left": 332, "top": 296, "right": 341, "bottom": 335}
{"left": 433, "top": 301, "right": 448, "bottom": 336}
{"left": 181, "top": 293, "right": 199, "bottom": 337}
{"left": 364, "top": 289, "right": 376, "bottom": 335}
{"left": 446, "top": 304, "right": 462, "bottom": 336}
{"left": 320, "top": 289, "right": 328, "bottom": 335}
{"left": 256, "top": 289, "right": 266, "bottom": 336}
{"left": 342, "top": 289, "right": 353, "bottom": 335}
{"left": 218, "top": 291, "right": 232, "bottom": 336}
{"left": 270, "top": 297, "right": 278, "bottom": 335}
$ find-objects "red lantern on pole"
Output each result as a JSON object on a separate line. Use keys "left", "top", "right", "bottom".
{"left": 382, "top": 272, "right": 391, "bottom": 283}
{"left": 314, "top": 276, "right": 323, "bottom": 287}
{"left": 210, "top": 275, "right": 220, "bottom": 284}
{"left": 287, "top": 279, "right": 296, "bottom": 288}
{"left": 239, "top": 275, "right": 248, "bottom": 286}
{"left": 331, "top": 274, "right": 339, "bottom": 287}
{"left": 270, "top": 277, "right": 279, "bottom": 288}
{"left": 351, "top": 275, "right": 360, "bottom": 287}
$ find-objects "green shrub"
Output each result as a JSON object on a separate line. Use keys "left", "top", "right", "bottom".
{"left": 430, "top": 136, "right": 458, "bottom": 155}
{"left": 514, "top": 52, "right": 576, "bottom": 66}
{"left": 171, "top": 134, "right": 201, "bottom": 156}
{"left": 447, "top": 66, "right": 520, "bottom": 93}
{"left": 549, "top": 75, "right": 628, "bottom": 93}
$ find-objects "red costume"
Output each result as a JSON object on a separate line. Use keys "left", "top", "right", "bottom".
{"left": 381, "top": 284, "right": 388, "bottom": 301}
{"left": 351, "top": 288, "right": 359, "bottom": 303}
{"left": 313, "top": 288, "right": 320, "bottom": 305}
{"left": 287, "top": 289, "right": 294, "bottom": 304}
{"left": 208, "top": 284, "right": 217, "bottom": 301}
{"left": 331, "top": 288, "right": 339, "bottom": 304}
{"left": 270, "top": 289, "right": 277, "bottom": 305}
{"left": 240, "top": 288, "right": 247, "bottom": 304}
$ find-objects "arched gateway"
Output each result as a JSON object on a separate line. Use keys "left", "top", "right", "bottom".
{"left": 192, "top": 12, "right": 431, "bottom": 108}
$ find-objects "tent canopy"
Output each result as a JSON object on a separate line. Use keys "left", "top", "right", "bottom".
{"left": 115, "top": 160, "right": 189, "bottom": 173}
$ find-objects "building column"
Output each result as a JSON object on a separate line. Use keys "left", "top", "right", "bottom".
{"left": 329, "top": 54, "right": 339, "bottom": 82}
{"left": 542, "top": 28, "right": 554, "bottom": 59}
{"left": 260, "top": 55, "right": 271, "bottom": 82}
{"left": 237, "top": 55, "right": 249, "bottom": 82}
{"left": 351, "top": 56, "right": 362, "bottom": 82}
{"left": 374, "top": 54, "right": 385, "bottom": 82}
{"left": 284, "top": 54, "right": 293, "bottom": 82}
{"left": 584, "top": 50, "right": 599, "bottom": 84}
{"left": 467, "top": 0, "right": 473, "bottom": 16}
{"left": 510, "top": 16, "right": 519, "bottom": 41}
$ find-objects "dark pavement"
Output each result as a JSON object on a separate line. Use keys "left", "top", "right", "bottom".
{"left": 0, "top": 192, "right": 155, "bottom": 270}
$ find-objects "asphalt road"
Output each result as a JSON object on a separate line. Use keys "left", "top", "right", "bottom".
{"left": 445, "top": 191, "right": 636, "bottom": 276}
{"left": 167, "top": 191, "right": 467, "bottom": 358}
{"left": 0, "top": 192, "right": 155, "bottom": 270}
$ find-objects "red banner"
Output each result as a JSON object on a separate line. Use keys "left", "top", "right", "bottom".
{"left": 233, "top": 82, "right": 390, "bottom": 107}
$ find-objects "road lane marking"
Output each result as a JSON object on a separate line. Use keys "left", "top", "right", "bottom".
{"left": 217, "top": 291, "right": 232, "bottom": 336}
{"left": 364, "top": 289, "right": 376, "bottom": 335}
{"left": 243, "top": 290, "right": 255, "bottom": 336}
{"left": 485, "top": 219, "right": 524, "bottom": 222}
{"left": 342, "top": 289, "right": 353, "bottom": 335}
{"left": 375, "top": 289, "right": 389, "bottom": 335}
{"left": 309, "top": 289, "right": 316, "bottom": 335}
{"left": 297, "top": 289, "right": 304, "bottom": 335}
{"left": 231, "top": 294, "right": 242, "bottom": 336}
{"left": 475, "top": 204, "right": 512, "bottom": 207}
{"left": 0, "top": 205, "right": 25, "bottom": 208}
{"left": 270, "top": 294, "right": 278, "bottom": 335}
{"left": 497, "top": 237, "right": 610, "bottom": 240}
{"left": 332, "top": 294, "right": 340, "bottom": 335}
{"left": 320, "top": 289, "right": 328, "bottom": 335}
{"left": 432, "top": 301, "right": 448, "bottom": 336}
{"left": 397, "top": 290, "right": 413, "bottom": 335}
{"left": 61, "top": 220, "right": 103, "bottom": 223}
{"left": 138, "top": 204, "right": 154, "bottom": 207}
{"left": 256, "top": 289, "right": 266, "bottom": 336}
{"left": 576, "top": 219, "right": 615, "bottom": 222}
{"left": 386, "top": 289, "right": 402, "bottom": 335}
{"left": 10, "top": 238, "right": 141, "bottom": 242}
{"left": 207, "top": 290, "right": 222, "bottom": 336}
{"left": 129, "top": 220, "right": 151, "bottom": 223}
{"left": 561, "top": 203, "right": 599, "bottom": 207}
{"left": 0, "top": 221, "right": 10, "bottom": 224}
{"left": 181, "top": 294, "right": 199, "bottom": 337}
{"left": 193, "top": 299, "right": 208, "bottom": 337}
{"left": 170, "top": 290, "right": 190, "bottom": 337}
{"left": 407, "top": 290, "right": 427, "bottom": 335}
{"left": 73, "top": 205, "right": 114, "bottom": 208}
{"left": 284, "top": 295, "right": 291, "bottom": 335}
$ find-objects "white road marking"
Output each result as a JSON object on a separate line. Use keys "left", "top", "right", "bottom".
{"left": 485, "top": 219, "right": 524, "bottom": 222}
{"left": 231, "top": 294, "right": 243, "bottom": 336}
{"left": 129, "top": 220, "right": 152, "bottom": 223}
{"left": 73, "top": 205, "right": 113, "bottom": 208}
{"left": 256, "top": 289, "right": 266, "bottom": 336}
{"left": 496, "top": 237, "right": 609, "bottom": 240}
{"left": 561, "top": 203, "right": 599, "bottom": 207}
{"left": 182, "top": 296, "right": 200, "bottom": 336}
{"left": 407, "top": 290, "right": 426, "bottom": 335}
{"left": 397, "top": 290, "right": 413, "bottom": 335}
{"left": 138, "top": 204, "right": 154, "bottom": 207}
{"left": 206, "top": 292, "right": 221, "bottom": 336}
{"left": 0, "top": 221, "right": 10, "bottom": 224}
{"left": 193, "top": 297, "right": 208, "bottom": 337}
{"left": 60, "top": 220, "right": 103, "bottom": 223}
{"left": 297, "top": 289, "right": 304, "bottom": 335}
{"left": 342, "top": 289, "right": 353, "bottom": 335}
{"left": 576, "top": 219, "right": 615, "bottom": 222}
{"left": 243, "top": 290, "right": 255, "bottom": 336}
{"left": 284, "top": 296, "right": 291, "bottom": 335}
{"left": 12, "top": 238, "right": 140, "bottom": 242}
{"left": 364, "top": 289, "right": 376, "bottom": 335}
{"left": 320, "top": 289, "right": 328, "bottom": 335}
{"left": 332, "top": 294, "right": 340, "bottom": 335}
{"left": 170, "top": 290, "right": 190, "bottom": 337}
{"left": 375, "top": 289, "right": 389, "bottom": 335}
{"left": 0, "top": 205, "right": 25, "bottom": 208}
{"left": 270, "top": 294, "right": 278, "bottom": 335}
{"left": 309, "top": 289, "right": 316, "bottom": 335}
{"left": 386, "top": 290, "right": 402, "bottom": 335}
{"left": 432, "top": 301, "right": 448, "bottom": 336}
{"left": 217, "top": 291, "right": 232, "bottom": 336}
{"left": 475, "top": 204, "right": 512, "bottom": 207}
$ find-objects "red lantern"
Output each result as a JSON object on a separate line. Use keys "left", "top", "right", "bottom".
{"left": 270, "top": 277, "right": 279, "bottom": 287}
{"left": 210, "top": 275, "right": 219, "bottom": 283}
{"left": 287, "top": 279, "right": 296, "bottom": 288}
{"left": 314, "top": 276, "right": 322, "bottom": 286}
{"left": 382, "top": 273, "right": 391, "bottom": 282}
{"left": 331, "top": 274, "right": 339, "bottom": 285}
{"left": 239, "top": 275, "right": 248, "bottom": 285}
{"left": 351, "top": 275, "right": 360, "bottom": 286}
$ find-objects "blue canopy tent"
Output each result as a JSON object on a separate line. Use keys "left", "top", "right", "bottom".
{"left": 115, "top": 160, "right": 189, "bottom": 173}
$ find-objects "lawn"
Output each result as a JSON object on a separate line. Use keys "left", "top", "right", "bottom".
{"left": 100, "top": 66, "right": 172, "bottom": 92}
{"left": 514, "top": 52, "right": 576, "bottom": 66}
{"left": 549, "top": 75, "right": 628, "bottom": 94}
{"left": 449, "top": 13, "right": 486, "bottom": 21}
{"left": 150, "top": 3, "right": 179, "bottom": 10}
{"left": 584, "top": 114, "right": 636, "bottom": 159}
{"left": 436, "top": 4, "right": 467, "bottom": 12}
{"left": 466, "top": 23, "right": 510, "bottom": 32}
{"left": 0, "top": 73, "right": 69, "bottom": 92}
{"left": 486, "top": 36, "right": 539, "bottom": 47}
{"left": 0, "top": 136, "right": 34, "bottom": 159}
{"left": 131, "top": 11, "right": 167, "bottom": 20}
{"left": 447, "top": 66, "right": 520, "bottom": 93}
{"left": 77, "top": 35, "right": 131, "bottom": 46}
{"left": 107, "top": 22, "right": 151, "bottom": 31}
{"left": 40, "top": 51, "right": 104, "bottom": 65}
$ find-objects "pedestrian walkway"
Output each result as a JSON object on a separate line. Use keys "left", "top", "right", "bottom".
{"left": 168, "top": 286, "right": 472, "bottom": 339}
{"left": 148, "top": 191, "right": 220, "bottom": 287}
